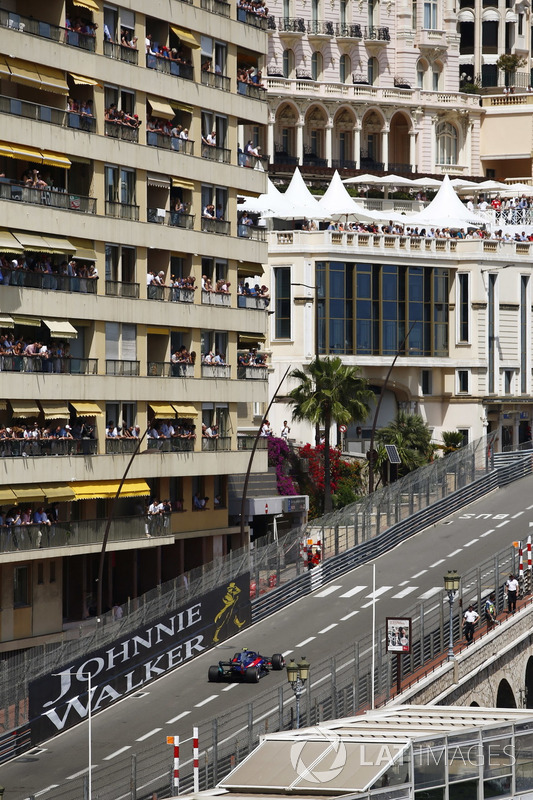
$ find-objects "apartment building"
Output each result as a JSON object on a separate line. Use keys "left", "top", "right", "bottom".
{"left": 268, "top": 231, "right": 533, "bottom": 452}
{"left": 0, "top": 0, "right": 270, "bottom": 648}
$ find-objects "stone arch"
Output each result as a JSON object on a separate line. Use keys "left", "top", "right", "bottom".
{"left": 470, "top": 701, "right": 479, "bottom": 707}
{"left": 389, "top": 111, "right": 412, "bottom": 174}
{"left": 496, "top": 678, "right": 517, "bottom": 708}
{"left": 303, "top": 104, "right": 328, "bottom": 165}
{"left": 274, "top": 101, "right": 299, "bottom": 164}
{"left": 333, "top": 106, "right": 357, "bottom": 167}
{"left": 525, "top": 656, "right": 533, "bottom": 708}
{"left": 361, "top": 108, "right": 386, "bottom": 170}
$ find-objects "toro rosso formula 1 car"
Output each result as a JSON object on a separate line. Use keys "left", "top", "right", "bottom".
{"left": 208, "top": 648, "right": 285, "bottom": 683}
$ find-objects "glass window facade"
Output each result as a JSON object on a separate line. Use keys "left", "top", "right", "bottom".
{"left": 275, "top": 267, "right": 291, "bottom": 339}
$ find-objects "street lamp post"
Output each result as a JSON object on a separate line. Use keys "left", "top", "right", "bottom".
{"left": 54, "top": 671, "right": 93, "bottom": 799}
{"left": 443, "top": 570, "right": 461, "bottom": 661}
{"left": 286, "top": 656, "right": 310, "bottom": 728}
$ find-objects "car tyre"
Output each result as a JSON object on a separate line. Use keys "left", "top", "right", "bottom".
{"left": 271, "top": 653, "right": 285, "bottom": 670}
{"left": 208, "top": 665, "right": 222, "bottom": 682}
{"left": 246, "top": 666, "right": 260, "bottom": 683}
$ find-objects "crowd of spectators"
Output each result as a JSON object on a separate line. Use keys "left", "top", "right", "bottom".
{"left": 145, "top": 34, "right": 192, "bottom": 68}
{"left": 237, "top": 68, "right": 265, "bottom": 90}
{"left": 103, "top": 24, "right": 138, "bottom": 48}
{"left": 315, "top": 219, "right": 530, "bottom": 241}
{"left": 105, "top": 104, "right": 142, "bottom": 130}
{"left": 238, "top": 348, "right": 267, "bottom": 367}
{"left": 202, "top": 350, "right": 227, "bottom": 365}
{"left": 147, "top": 420, "right": 196, "bottom": 440}
{"left": 147, "top": 117, "right": 190, "bottom": 144}
{"left": 238, "top": 280, "right": 269, "bottom": 297}
{"left": 0, "top": 334, "right": 77, "bottom": 373}
{"left": 201, "top": 275, "right": 231, "bottom": 293}
{"left": 237, "top": 0, "right": 270, "bottom": 17}
{"left": 67, "top": 98, "right": 94, "bottom": 118}
{"left": 171, "top": 345, "right": 196, "bottom": 375}
{"left": 65, "top": 14, "right": 97, "bottom": 37}
{"left": 0, "top": 503, "right": 60, "bottom": 548}
{"left": 147, "top": 271, "right": 197, "bottom": 299}
{"left": 0, "top": 256, "right": 97, "bottom": 289}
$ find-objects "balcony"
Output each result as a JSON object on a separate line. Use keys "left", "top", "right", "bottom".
{"left": 147, "top": 361, "right": 195, "bottom": 378}
{"left": 103, "top": 41, "right": 139, "bottom": 65}
{"left": 238, "top": 295, "right": 269, "bottom": 310}
{"left": 201, "top": 364, "right": 231, "bottom": 379}
{"left": 0, "top": 95, "right": 96, "bottom": 134}
{"left": 202, "top": 290, "right": 231, "bottom": 306}
{"left": 237, "top": 365, "right": 268, "bottom": 380}
{"left": 147, "top": 285, "right": 195, "bottom": 303}
{"left": 0, "top": 355, "right": 97, "bottom": 374}
{"left": 168, "top": 212, "right": 195, "bottom": 229}
{"left": 277, "top": 17, "right": 306, "bottom": 34}
{"left": 201, "top": 218, "right": 230, "bottom": 235}
{"left": 105, "top": 200, "right": 140, "bottom": 221}
{"left": 201, "top": 71, "right": 231, "bottom": 91}
{"left": 147, "top": 438, "right": 195, "bottom": 452}
{"left": 202, "top": 436, "right": 231, "bottom": 451}
{"left": 0, "top": 7, "right": 96, "bottom": 52}
{"left": 202, "top": 0, "right": 231, "bottom": 16}
{"left": 237, "top": 6, "right": 270, "bottom": 29}
{"left": 238, "top": 224, "right": 267, "bottom": 241}
{"left": 105, "top": 280, "right": 139, "bottom": 298}
{"left": 146, "top": 131, "right": 194, "bottom": 155}
{"left": 0, "top": 438, "right": 98, "bottom": 458}
{"left": 0, "top": 181, "right": 96, "bottom": 214}
{"left": 105, "top": 121, "right": 139, "bottom": 142}
{"left": 201, "top": 144, "right": 231, "bottom": 164}
{"left": 237, "top": 81, "right": 267, "bottom": 101}
{"left": 363, "top": 25, "right": 390, "bottom": 42}
{"left": 307, "top": 20, "right": 335, "bottom": 37}
{"left": 335, "top": 22, "right": 362, "bottom": 39}
{"left": 145, "top": 55, "right": 194, "bottom": 82}
{"left": 106, "top": 360, "right": 140, "bottom": 376}
{"left": 2, "top": 267, "right": 98, "bottom": 295}
{"left": 238, "top": 435, "right": 268, "bottom": 450}
{"left": 332, "top": 159, "right": 357, "bottom": 170}
{"left": 105, "top": 438, "right": 138, "bottom": 454}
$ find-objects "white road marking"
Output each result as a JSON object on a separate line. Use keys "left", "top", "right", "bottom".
{"left": 104, "top": 746, "right": 131, "bottom": 761}
{"left": 365, "top": 586, "right": 392, "bottom": 599}
{"left": 318, "top": 623, "right": 338, "bottom": 634}
{"left": 67, "top": 767, "right": 92, "bottom": 780}
{"left": 411, "top": 570, "right": 427, "bottom": 579}
{"left": 361, "top": 599, "right": 379, "bottom": 608}
{"left": 512, "top": 512, "right": 524, "bottom": 518}
{"left": 429, "top": 559, "right": 445, "bottom": 568}
{"left": 447, "top": 549, "right": 462, "bottom": 557}
{"left": 340, "top": 610, "right": 359, "bottom": 620}
{"left": 282, "top": 649, "right": 293, "bottom": 657}
{"left": 497, "top": 521, "right": 510, "bottom": 528}
{"left": 166, "top": 711, "right": 191, "bottom": 724}
{"left": 195, "top": 695, "right": 218, "bottom": 707}
{"left": 418, "top": 587, "right": 443, "bottom": 600}
{"left": 392, "top": 586, "right": 418, "bottom": 599}
{"left": 136, "top": 728, "right": 162, "bottom": 741}
{"left": 527, "top": 505, "right": 533, "bottom": 510}
{"left": 222, "top": 683, "right": 238, "bottom": 692}
{"left": 340, "top": 585, "right": 366, "bottom": 598}
{"left": 464, "top": 539, "right": 479, "bottom": 547}
{"left": 398, "top": 580, "right": 409, "bottom": 586}
{"left": 314, "top": 585, "right": 342, "bottom": 597}
{"left": 296, "top": 636, "right": 316, "bottom": 647}
{"left": 34, "top": 786, "right": 59, "bottom": 797}
{"left": 480, "top": 529, "right": 494, "bottom": 538}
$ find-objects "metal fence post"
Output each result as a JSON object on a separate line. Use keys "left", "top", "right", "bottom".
{"left": 419, "top": 602, "right": 425, "bottom": 666}
{"left": 278, "top": 686, "right": 284, "bottom": 731}
{"left": 354, "top": 641, "right": 359, "bottom": 711}
{"left": 83, "top": 774, "right": 89, "bottom": 800}
{"left": 212, "top": 718, "right": 218, "bottom": 787}
{"left": 130, "top": 753, "right": 137, "bottom": 800}
{"left": 247, "top": 703, "right": 253, "bottom": 754}
{"left": 331, "top": 656, "right": 337, "bottom": 718}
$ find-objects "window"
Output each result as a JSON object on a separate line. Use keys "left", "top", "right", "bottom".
{"left": 436, "top": 121, "right": 458, "bottom": 165}
{"left": 104, "top": 5, "right": 117, "bottom": 42}
{"left": 14, "top": 566, "right": 30, "bottom": 607}
{"left": 421, "top": 369, "right": 432, "bottom": 396}
{"left": 417, "top": 60, "right": 426, "bottom": 88}
{"left": 106, "top": 323, "right": 137, "bottom": 361}
{"left": 312, "top": 0, "right": 319, "bottom": 23}
{"left": 282, "top": 50, "right": 290, "bottom": 78}
{"left": 457, "top": 369, "right": 470, "bottom": 394}
{"left": 412, "top": 0, "right": 417, "bottom": 28}
{"left": 368, "top": 0, "right": 375, "bottom": 27}
{"left": 432, "top": 68, "right": 440, "bottom": 90}
{"left": 275, "top": 267, "right": 291, "bottom": 339}
{"left": 521, "top": 275, "right": 529, "bottom": 394}
{"left": 423, "top": 0, "right": 437, "bottom": 29}
{"left": 105, "top": 244, "right": 136, "bottom": 285}
{"left": 458, "top": 273, "right": 469, "bottom": 342}
{"left": 519, "top": 13, "right": 524, "bottom": 36}
{"left": 457, "top": 429, "right": 469, "bottom": 446}
{"left": 504, "top": 370, "right": 513, "bottom": 394}
{"left": 311, "top": 52, "right": 322, "bottom": 81}
{"left": 283, "top": 0, "right": 290, "bottom": 20}
{"left": 367, "top": 57, "right": 378, "bottom": 85}
{"left": 340, "top": 0, "right": 347, "bottom": 25}
{"left": 340, "top": 54, "right": 350, "bottom": 83}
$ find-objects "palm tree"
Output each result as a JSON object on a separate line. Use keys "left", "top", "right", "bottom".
{"left": 288, "top": 357, "right": 372, "bottom": 512}
{"left": 376, "top": 410, "right": 433, "bottom": 480}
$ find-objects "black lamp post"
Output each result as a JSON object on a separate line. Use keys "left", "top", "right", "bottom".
{"left": 443, "top": 570, "right": 461, "bottom": 661}
{"left": 286, "top": 656, "right": 310, "bottom": 728}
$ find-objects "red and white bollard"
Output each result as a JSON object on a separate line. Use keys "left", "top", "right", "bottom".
{"left": 193, "top": 727, "right": 199, "bottom": 793}
{"left": 528, "top": 535, "right": 532, "bottom": 572}
{"left": 167, "top": 736, "right": 180, "bottom": 794}
{"left": 519, "top": 542, "right": 524, "bottom": 580}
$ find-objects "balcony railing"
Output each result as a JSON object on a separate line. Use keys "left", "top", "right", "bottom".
{"left": 238, "top": 224, "right": 267, "bottom": 241}
{"left": 307, "top": 20, "right": 335, "bottom": 35}
{"left": 237, "top": 81, "right": 267, "bottom": 101}
{"left": 202, "top": 0, "right": 231, "bottom": 15}
{"left": 147, "top": 438, "right": 195, "bottom": 452}
{"left": 202, "top": 436, "right": 231, "bottom": 451}
{"left": 0, "top": 95, "right": 96, "bottom": 133}
{"left": 237, "top": 295, "right": 269, "bottom": 310}
{"left": 105, "top": 200, "right": 140, "bottom": 220}
{"left": 0, "top": 438, "right": 98, "bottom": 458}
{"left": 168, "top": 212, "right": 195, "bottom": 229}
{"left": 147, "top": 285, "right": 195, "bottom": 303}
{"left": 238, "top": 435, "right": 268, "bottom": 450}
{"left": 332, "top": 159, "right": 357, "bottom": 170}
{"left": 105, "top": 438, "right": 138, "bottom": 454}
{"left": 201, "top": 364, "right": 231, "bottom": 379}
{"left": 239, "top": 152, "right": 269, "bottom": 169}
{"left": 106, "top": 360, "right": 140, "bottom": 376}
{"left": 105, "top": 280, "right": 140, "bottom": 298}
{"left": 2, "top": 267, "right": 98, "bottom": 295}
{"left": 237, "top": 365, "right": 268, "bottom": 380}
{"left": 201, "top": 290, "right": 231, "bottom": 306}
{"left": 201, "top": 218, "right": 230, "bottom": 235}
{"left": 277, "top": 17, "right": 306, "bottom": 33}
{"left": 364, "top": 25, "right": 390, "bottom": 41}
{"left": 0, "top": 355, "right": 97, "bottom": 374}
{"left": 237, "top": 6, "right": 269, "bottom": 28}
{"left": 146, "top": 55, "right": 194, "bottom": 82}
{"left": 147, "top": 362, "right": 195, "bottom": 378}
{"left": 0, "top": 7, "right": 96, "bottom": 51}
{"left": 201, "top": 71, "right": 231, "bottom": 91}
{"left": 146, "top": 132, "right": 194, "bottom": 155}
{"left": 0, "top": 182, "right": 96, "bottom": 214}
{"left": 105, "top": 121, "right": 139, "bottom": 142}
{"left": 201, "top": 144, "right": 231, "bottom": 164}
{"left": 103, "top": 40, "right": 139, "bottom": 64}
{"left": 335, "top": 22, "right": 362, "bottom": 38}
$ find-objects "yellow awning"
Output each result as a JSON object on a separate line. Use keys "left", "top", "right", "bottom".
{"left": 43, "top": 320, "right": 78, "bottom": 339}
{"left": 39, "top": 402, "right": 71, "bottom": 420}
{"left": 12, "top": 315, "right": 40, "bottom": 327}
{"left": 173, "top": 102, "right": 194, "bottom": 115}
{"left": 43, "top": 485, "right": 76, "bottom": 502}
{"left": 72, "top": 0, "right": 99, "bottom": 10}
{"left": 37, "top": 65, "right": 69, "bottom": 95}
{"left": 69, "top": 237, "right": 96, "bottom": 260}
{"left": 6, "top": 57, "right": 41, "bottom": 88}
{"left": 147, "top": 327, "right": 170, "bottom": 335}
{"left": 71, "top": 402, "right": 104, "bottom": 417}
{"left": 172, "top": 404, "right": 198, "bottom": 418}
{"left": 0, "top": 143, "right": 14, "bottom": 158}
{"left": 13, "top": 233, "right": 54, "bottom": 253}
{"left": 238, "top": 263, "right": 265, "bottom": 277}
{"left": 0, "top": 231, "right": 23, "bottom": 254}
{"left": 10, "top": 401, "right": 40, "bottom": 417}
{"left": 170, "top": 26, "right": 200, "bottom": 48}
{"left": 238, "top": 333, "right": 266, "bottom": 343}
{"left": 13, "top": 487, "right": 46, "bottom": 502}
{"left": 0, "top": 57, "right": 11, "bottom": 79}
{"left": 41, "top": 151, "right": 71, "bottom": 169}
{"left": 147, "top": 96, "right": 176, "bottom": 120}
{"left": 0, "top": 314, "right": 14, "bottom": 328}
{"left": 71, "top": 479, "right": 151, "bottom": 500}
{"left": 43, "top": 236, "right": 75, "bottom": 253}
{"left": 69, "top": 73, "right": 100, "bottom": 86}
{"left": 171, "top": 178, "right": 195, "bottom": 191}
{"left": 0, "top": 488, "right": 16, "bottom": 503}
{"left": 10, "top": 144, "right": 43, "bottom": 163}
{"left": 148, "top": 403, "right": 178, "bottom": 419}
